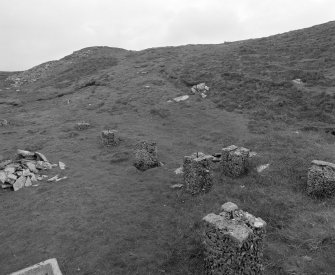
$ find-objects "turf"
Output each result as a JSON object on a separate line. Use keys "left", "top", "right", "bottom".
{"left": 1, "top": 21, "right": 335, "bottom": 274}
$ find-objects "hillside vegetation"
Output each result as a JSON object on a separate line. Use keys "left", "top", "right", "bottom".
{"left": 1, "top": 21, "right": 335, "bottom": 274}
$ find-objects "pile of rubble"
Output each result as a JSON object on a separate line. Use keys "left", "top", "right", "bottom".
{"left": 0, "top": 150, "right": 66, "bottom": 191}
{"left": 203, "top": 202, "right": 267, "bottom": 275}
{"left": 191, "top": 83, "right": 210, "bottom": 98}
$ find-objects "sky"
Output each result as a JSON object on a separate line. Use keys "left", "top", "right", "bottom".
{"left": 0, "top": 0, "right": 334, "bottom": 71}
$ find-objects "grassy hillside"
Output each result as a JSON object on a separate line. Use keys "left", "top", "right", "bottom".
{"left": 1, "top": 21, "right": 335, "bottom": 274}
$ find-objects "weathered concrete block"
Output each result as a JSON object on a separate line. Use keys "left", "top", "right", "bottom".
{"left": 9, "top": 258, "right": 62, "bottom": 275}
{"left": 307, "top": 160, "right": 335, "bottom": 196}
{"left": 221, "top": 145, "right": 250, "bottom": 177}
{"left": 203, "top": 203, "right": 266, "bottom": 275}
{"left": 183, "top": 152, "right": 213, "bottom": 195}
{"left": 101, "top": 129, "right": 119, "bottom": 146}
{"left": 133, "top": 141, "right": 160, "bottom": 171}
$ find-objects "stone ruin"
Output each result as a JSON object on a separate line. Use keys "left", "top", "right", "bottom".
{"left": 307, "top": 160, "right": 335, "bottom": 196}
{"left": 133, "top": 141, "right": 160, "bottom": 171}
{"left": 101, "top": 129, "right": 119, "bottom": 146}
{"left": 75, "top": 121, "right": 90, "bottom": 130}
{"left": 221, "top": 145, "right": 250, "bottom": 177}
{"left": 183, "top": 152, "right": 213, "bottom": 195}
{"left": 203, "top": 202, "right": 266, "bottom": 275}
{"left": 191, "top": 83, "right": 210, "bottom": 98}
{"left": 0, "top": 150, "right": 66, "bottom": 191}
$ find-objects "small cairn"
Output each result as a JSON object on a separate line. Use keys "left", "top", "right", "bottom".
{"left": 133, "top": 141, "right": 160, "bottom": 171}
{"left": 0, "top": 119, "right": 9, "bottom": 127}
{"left": 191, "top": 83, "right": 210, "bottom": 98}
{"left": 221, "top": 145, "right": 250, "bottom": 177}
{"left": 75, "top": 121, "right": 90, "bottom": 130}
{"left": 101, "top": 129, "right": 119, "bottom": 146}
{"left": 183, "top": 152, "right": 213, "bottom": 195}
{"left": 307, "top": 160, "right": 335, "bottom": 196}
{"left": 203, "top": 202, "right": 266, "bottom": 275}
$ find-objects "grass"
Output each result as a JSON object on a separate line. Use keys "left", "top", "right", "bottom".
{"left": 1, "top": 21, "right": 335, "bottom": 274}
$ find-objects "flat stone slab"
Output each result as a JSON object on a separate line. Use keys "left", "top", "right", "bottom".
{"left": 311, "top": 160, "right": 335, "bottom": 169}
{"left": 10, "top": 258, "right": 62, "bottom": 275}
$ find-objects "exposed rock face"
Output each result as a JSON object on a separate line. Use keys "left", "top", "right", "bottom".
{"left": 307, "top": 160, "right": 335, "bottom": 196}
{"left": 203, "top": 203, "right": 266, "bottom": 275}
{"left": 221, "top": 145, "right": 250, "bottom": 177}
{"left": 183, "top": 152, "right": 213, "bottom": 195}
{"left": 133, "top": 141, "right": 160, "bottom": 171}
{"left": 101, "top": 129, "right": 119, "bottom": 146}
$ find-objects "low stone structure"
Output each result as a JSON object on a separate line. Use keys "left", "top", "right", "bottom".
{"left": 183, "top": 152, "right": 213, "bottom": 195}
{"left": 133, "top": 141, "right": 160, "bottom": 171}
{"left": 307, "top": 160, "right": 335, "bottom": 196}
{"left": 10, "top": 258, "right": 62, "bottom": 275}
{"left": 203, "top": 202, "right": 266, "bottom": 275}
{"left": 101, "top": 129, "right": 119, "bottom": 146}
{"left": 221, "top": 145, "right": 250, "bottom": 177}
{"left": 75, "top": 121, "right": 90, "bottom": 130}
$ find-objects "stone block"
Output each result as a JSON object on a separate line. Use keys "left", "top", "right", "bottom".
{"left": 203, "top": 203, "right": 266, "bottom": 275}
{"left": 101, "top": 129, "right": 119, "bottom": 146}
{"left": 221, "top": 145, "right": 250, "bottom": 177}
{"left": 9, "top": 258, "right": 62, "bottom": 275}
{"left": 75, "top": 121, "right": 90, "bottom": 130}
{"left": 307, "top": 160, "right": 335, "bottom": 196}
{"left": 183, "top": 152, "right": 213, "bottom": 195}
{"left": 133, "top": 141, "right": 160, "bottom": 171}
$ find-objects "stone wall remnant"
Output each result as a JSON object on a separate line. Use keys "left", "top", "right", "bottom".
{"left": 221, "top": 145, "right": 250, "bottom": 177}
{"left": 75, "top": 121, "right": 90, "bottom": 130}
{"left": 307, "top": 160, "right": 335, "bottom": 196}
{"left": 203, "top": 202, "right": 266, "bottom": 274}
{"left": 183, "top": 152, "right": 213, "bottom": 195}
{"left": 101, "top": 129, "right": 119, "bottom": 146}
{"left": 133, "top": 141, "right": 160, "bottom": 171}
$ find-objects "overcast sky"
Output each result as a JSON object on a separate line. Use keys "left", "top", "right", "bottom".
{"left": 0, "top": 0, "right": 334, "bottom": 71}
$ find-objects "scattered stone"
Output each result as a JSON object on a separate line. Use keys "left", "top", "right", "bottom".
{"left": 0, "top": 150, "right": 67, "bottom": 192}
{"left": 35, "top": 151, "right": 49, "bottom": 162}
{"left": 170, "top": 184, "right": 184, "bottom": 189}
{"left": 302, "top": 255, "right": 312, "bottom": 262}
{"left": 174, "top": 166, "right": 184, "bottom": 175}
{"left": 249, "top": 151, "right": 257, "bottom": 158}
{"left": 133, "top": 141, "right": 160, "bottom": 171}
{"left": 292, "top": 78, "right": 303, "bottom": 85}
{"left": 257, "top": 163, "right": 270, "bottom": 173}
{"left": 221, "top": 202, "right": 239, "bottom": 212}
{"left": 75, "top": 121, "right": 90, "bottom": 130}
{"left": 101, "top": 129, "right": 119, "bottom": 146}
{"left": 203, "top": 203, "right": 266, "bottom": 274}
{"left": 47, "top": 175, "right": 59, "bottom": 182}
{"left": 55, "top": 176, "right": 68, "bottom": 182}
{"left": 191, "top": 83, "right": 210, "bottom": 97}
{"left": 17, "top": 149, "right": 35, "bottom": 158}
{"left": 26, "top": 162, "right": 38, "bottom": 173}
{"left": 221, "top": 145, "right": 250, "bottom": 177}
{"left": 307, "top": 160, "right": 335, "bottom": 196}
{"left": 183, "top": 152, "right": 213, "bottom": 195}
{"left": 13, "top": 176, "right": 26, "bottom": 191}
{"left": 58, "top": 161, "right": 66, "bottom": 170}
{"left": 173, "top": 95, "right": 189, "bottom": 102}
{"left": 0, "top": 119, "right": 9, "bottom": 127}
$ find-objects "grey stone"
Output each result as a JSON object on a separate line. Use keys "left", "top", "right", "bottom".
{"left": 101, "top": 129, "right": 119, "bottom": 146}
{"left": 13, "top": 176, "right": 26, "bottom": 191}
{"left": 221, "top": 145, "right": 250, "bottom": 177}
{"left": 133, "top": 141, "right": 160, "bottom": 171}
{"left": 183, "top": 152, "right": 213, "bottom": 195}
{"left": 307, "top": 160, "right": 335, "bottom": 196}
{"left": 203, "top": 203, "right": 266, "bottom": 275}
